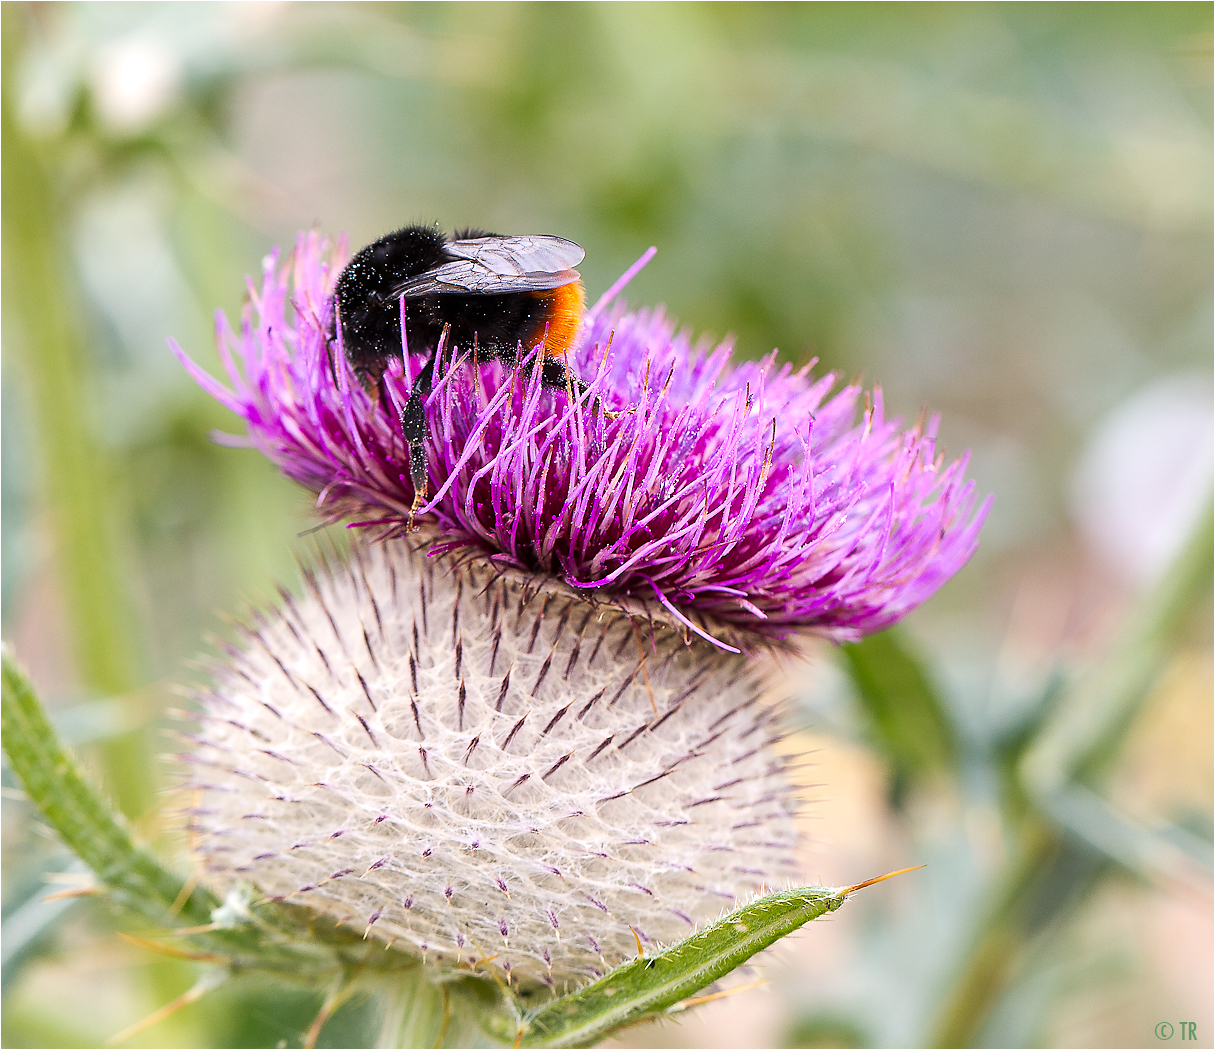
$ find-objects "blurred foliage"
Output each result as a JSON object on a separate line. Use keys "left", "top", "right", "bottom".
{"left": 2, "top": 2, "right": 1210, "bottom": 1047}
{"left": 841, "top": 630, "right": 957, "bottom": 794}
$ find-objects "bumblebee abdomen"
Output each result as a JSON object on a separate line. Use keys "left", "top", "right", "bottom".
{"left": 332, "top": 225, "right": 586, "bottom": 382}
{"left": 536, "top": 281, "right": 586, "bottom": 360}
{"left": 425, "top": 292, "right": 549, "bottom": 356}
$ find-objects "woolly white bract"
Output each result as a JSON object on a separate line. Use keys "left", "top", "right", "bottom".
{"left": 184, "top": 539, "right": 800, "bottom": 986}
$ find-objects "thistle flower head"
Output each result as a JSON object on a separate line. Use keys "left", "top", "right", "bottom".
{"left": 173, "top": 230, "right": 991, "bottom": 998}
{"left": 184, "top": 541, "right": 799, "bottom": 986}
{"left": 173, "top": 232, "right": 989, "bottom": 651}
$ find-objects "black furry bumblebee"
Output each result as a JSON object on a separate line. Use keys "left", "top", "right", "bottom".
{"left": 331, "top": 224, "right": 594, "bottom": 525}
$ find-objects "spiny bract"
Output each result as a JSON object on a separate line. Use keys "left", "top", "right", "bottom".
{"left": 183, "top": 540, "right": 801, "bottom": 987}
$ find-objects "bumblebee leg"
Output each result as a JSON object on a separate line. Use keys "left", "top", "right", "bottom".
{"left": 597, "top": 399, "right": 635, "bottom": 422}
{"left": 400, "top": 353, "right": 438, "bottom": 531}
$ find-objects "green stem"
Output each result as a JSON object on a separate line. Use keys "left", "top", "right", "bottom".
{"left": 1, "top": 5, "right": 148, "bottom": 817}
{"left": 1, "top": 650, "right": 214, "bottom": 928}
{"left": 375, "top": 969, "right": 449, "bottom": 1049}
{"left": 1023, "top": 499, "right": 1214, "bottom": 790}
{"left": 926, "top": 819, "right": 1058, "bottom": 1048}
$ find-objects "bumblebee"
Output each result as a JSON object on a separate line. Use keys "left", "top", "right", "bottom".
{"left": 332, "top": 224, "right": 595, "bottom": 525}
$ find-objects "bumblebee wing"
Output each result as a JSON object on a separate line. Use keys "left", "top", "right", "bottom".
{"left": 446, "top": 234, "right": 585, "bottom": 273}
{"left": 388, "top": 235, "right": 584, "bottom": 298}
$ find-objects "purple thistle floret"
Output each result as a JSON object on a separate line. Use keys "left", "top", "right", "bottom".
{"left": 173, "top": 232, "right": 989, "bottom": 649}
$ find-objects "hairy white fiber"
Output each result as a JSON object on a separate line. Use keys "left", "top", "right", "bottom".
{"left": 183, "top": 540, "right": 801, "bottom": 986}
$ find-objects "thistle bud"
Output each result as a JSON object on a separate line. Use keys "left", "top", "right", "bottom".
{"left": 186, "top": 540, "right": 799, "bottom": 986}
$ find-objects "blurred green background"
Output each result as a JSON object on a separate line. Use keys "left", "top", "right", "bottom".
{"left": 2, "top": 3, "right": 1211, "bottom": 1047}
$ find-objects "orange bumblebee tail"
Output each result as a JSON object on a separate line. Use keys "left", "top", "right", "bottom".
{"left": 536, "top": 280, "right": 586, "bottom": 360}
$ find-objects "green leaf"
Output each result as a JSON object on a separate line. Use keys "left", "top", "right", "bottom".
{"left": 841, "top": 627, "right": 957, "bottom": 777}
{"left": 1, "top": 649, "right": 216, "bottom": 928}
{"left": 520, "top": 872, "right": 910, "bottom": 1048}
